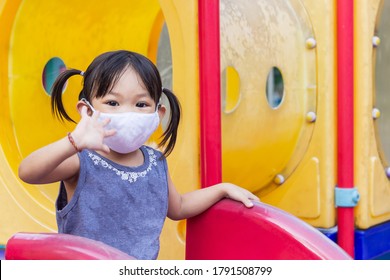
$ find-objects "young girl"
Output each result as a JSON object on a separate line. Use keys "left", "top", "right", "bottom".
{"left": 18, "top": 50, "right": 259, "bottom": 260}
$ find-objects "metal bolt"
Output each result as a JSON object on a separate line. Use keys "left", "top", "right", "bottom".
{"left": 274, "top": 174, "right": 285, "bottom": 185}
{"left": 352, "top": 190, "right": 360, "bottom": 204}
{"left": 372, "top": 108, "right": 381, "bottom": 119}
{"left": 373, "top": 36, "right": 381, "bottom": 47}
{"left": 386, "top": 167, "right": 390, "bottom": 179}
{"left": 306, "top": 38, "right": 317, "bottom": 49}
{"left": 306, "top": 111, "right": 317, "bottom": 123}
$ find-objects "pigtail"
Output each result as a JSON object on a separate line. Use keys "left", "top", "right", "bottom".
{"left": 159, "top": 88, "right": 181, "bottom": 157}
{"left": 51, "top": 69, "right": 83, "bottom": 123}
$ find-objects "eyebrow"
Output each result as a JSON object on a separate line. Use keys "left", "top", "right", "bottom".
{"left": 108, "top": 91, "right": 151, "bottom": 99}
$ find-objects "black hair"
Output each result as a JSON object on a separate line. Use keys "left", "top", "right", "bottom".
{"left": 51, "top": 50, "right": 181, "bottom": 157}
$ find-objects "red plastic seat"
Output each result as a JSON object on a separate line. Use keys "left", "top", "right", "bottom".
{"left": 5, "top": 232, "right": 135, "bottom": 260}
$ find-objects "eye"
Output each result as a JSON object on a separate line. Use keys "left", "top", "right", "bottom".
{"left": 106, "top": 100, "right": 119, "bottom": 106}
{"left": 136, "top": 102, "right": 149, "bottom": 108}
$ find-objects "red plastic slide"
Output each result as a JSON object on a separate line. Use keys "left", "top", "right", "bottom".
{"left": 5, "top": 232, "right": 135, "bottom": 260}
{"left": 186, "top": 199, "right": 352, "bottom": 260}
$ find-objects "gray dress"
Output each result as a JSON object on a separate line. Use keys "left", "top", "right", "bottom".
{"left": 56, "top": 146, "right": 168, "bottom": 259}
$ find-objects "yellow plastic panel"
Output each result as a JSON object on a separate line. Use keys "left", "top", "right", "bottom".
{"left": 0, "top": 0, "right": 199, "bottom": 259}
{"left": 157, "top": 0, "right": 199, "bottom": 260}
{"left": 266, "top": 0, "right": 337, "bottom": 227}
{"left": 221, "top": 0, "right": 316, "bottom": 190}
{"left": 369, "top": 157, "right": 390, "bottom": 217}
{"left": 220, "top": 0, "right": 337, "bottom": 227}
{"left": 0, "top": 0, "right": 37, "bottom": 244}
{"left": 355, "top": 0, "right": 390, "bottom": 229}
{"left": 222, "top": 66, "right": 241, "bottom": 113}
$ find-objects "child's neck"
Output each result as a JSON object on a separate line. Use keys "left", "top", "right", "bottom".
{"left": 97, "top": 148, "right": 145, "bottom": 167}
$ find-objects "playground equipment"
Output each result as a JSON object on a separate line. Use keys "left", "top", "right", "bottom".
{"left": 5, "top": 232, "right": 135, "bottom": 260}
{"left": 1, "top": 0, "right": 390, "bottom": 259}
{"left": 186, "top": 200, "right": 352, "bottom": 260}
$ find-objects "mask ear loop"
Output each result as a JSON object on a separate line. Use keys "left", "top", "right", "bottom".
{"left": 81, "top": 98, "right": 96, "bottom": 112}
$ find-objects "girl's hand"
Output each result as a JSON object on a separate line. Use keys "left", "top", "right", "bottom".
{"left": 71, "top": 106, "right": 116, "bottom": 153}
{"left": 217, "top": 183, "right": 260, "bottom": 208}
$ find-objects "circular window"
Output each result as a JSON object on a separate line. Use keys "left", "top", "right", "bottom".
{"left": 266, "top": 67, "right": 284, "bottom": 109}
{"left": 220, "top": 0, "right": 317, "bottom": 193}
{"left": 222, "top": 66, "right": 241, "bottom": 113}
{"left": 42, "top": 57, "right": 66, "bottom": 95}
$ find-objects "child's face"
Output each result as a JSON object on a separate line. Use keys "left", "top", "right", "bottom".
{"left": 91, "top": 67, "right": 157, "bottom": 114}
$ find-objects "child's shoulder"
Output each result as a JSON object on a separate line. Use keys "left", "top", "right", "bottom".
{"left": 142, "top": 145, "right": 165, "bottom": 158}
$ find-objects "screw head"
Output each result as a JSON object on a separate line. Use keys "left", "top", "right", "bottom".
{"left": 274, "top": 174, "right": 285, "bottom": 185}
{"left": 373, "top": 36, "right": 381, "bottom": 47}
{"left": 306, "top": 38, "right": 317, "bottom": 49}
{"left": 306, "top": 111, "right": 317, "bottom": 123}
{"left": 372, "top": 108, "right": 381, "bottom": 119}
{"left": 386, "top": 167, "right": 390, "bottom": 179}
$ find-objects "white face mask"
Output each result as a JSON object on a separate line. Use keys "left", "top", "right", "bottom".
{"left": 82, "top": 99, "right": 160, "bottom": 154}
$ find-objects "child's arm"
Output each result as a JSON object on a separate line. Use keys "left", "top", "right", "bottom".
{"left": 167, "top": 172, "right": 259, "bottom": 220}
{"left": 18, "top": 137, "right": 81, "bottom": 184}
{"left": 18, "top": 106, "right": 114, "bottom": 184}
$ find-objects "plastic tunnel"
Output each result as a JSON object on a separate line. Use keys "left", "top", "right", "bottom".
{"left": 0, "top": 0, "right": 198, "bottom": 259}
